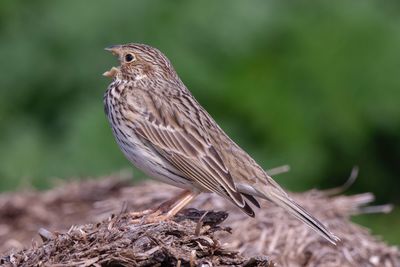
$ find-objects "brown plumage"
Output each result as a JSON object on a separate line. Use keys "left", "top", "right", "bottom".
{"left": 103, "top": 43, "right": 340, "bottom": 245}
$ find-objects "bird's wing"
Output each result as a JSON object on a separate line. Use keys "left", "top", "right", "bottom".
{"left": 124, "top": 90, "right": 255, "bottom": 216}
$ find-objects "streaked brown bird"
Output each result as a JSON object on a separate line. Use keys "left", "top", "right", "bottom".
{"left": 103, "top": 43, "right": 339, "bottom": 245}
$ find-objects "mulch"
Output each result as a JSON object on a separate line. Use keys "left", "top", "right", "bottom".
{"left": 0, "top": 174, "right": 398, "bottom": 266}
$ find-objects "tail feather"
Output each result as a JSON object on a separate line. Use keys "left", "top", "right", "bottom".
{"left": 261, "top": 186, "right": 340, "bottom": 245}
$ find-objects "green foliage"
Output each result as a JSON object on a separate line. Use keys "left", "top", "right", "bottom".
{"left": 0, "top": 0, "right": 399, "bottom": 243}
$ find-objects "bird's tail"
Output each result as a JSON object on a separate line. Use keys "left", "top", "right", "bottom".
{"left": 258, "top": 182, "right": 340, "bottom": 245}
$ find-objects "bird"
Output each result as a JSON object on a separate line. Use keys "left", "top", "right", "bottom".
{"left": 103, "top": 43, "right": 340, "bottom": 245}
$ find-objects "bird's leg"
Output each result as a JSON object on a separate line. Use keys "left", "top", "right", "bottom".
{"left": 130, "top": 189, "right": 193, "bottom": 217}
{"left": 162, "top": 190, "right": 199, "bottom": 219}
{"left": 130, "top": 190, "right": 199, "bottom": 224}
{"left": 129, "top": 189, "right": 192, "bottom": 218}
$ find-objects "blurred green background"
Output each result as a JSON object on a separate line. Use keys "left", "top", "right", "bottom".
{"left": 0, "top": 1, "right": 399, "bottom": 244}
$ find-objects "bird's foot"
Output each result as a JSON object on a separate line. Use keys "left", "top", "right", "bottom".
{"left": 130, "top": 209, "right": 171, "bottom": 224}
{"left": 129, "top": 190, "right": 199, "bottom": 224}
{"left": 129, "top": 209, "right": 154, "bottom": 218}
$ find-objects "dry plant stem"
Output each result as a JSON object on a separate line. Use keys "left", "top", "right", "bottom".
{"left": 323, "top": 166, "right": 359, "bottom": 196}
{"left": 266, "top": 165, "right": 290, "bottom": 176}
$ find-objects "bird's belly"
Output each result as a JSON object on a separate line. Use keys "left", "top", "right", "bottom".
{"left": 112, "top": 127, "right": 193, "bottom": 189}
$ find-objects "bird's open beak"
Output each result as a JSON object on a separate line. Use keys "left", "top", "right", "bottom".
{"left": 103, "top": 45, "right": 122, "bottom": 78}
{"left": 103, "top": 67, "right": 120, "bottom": 78}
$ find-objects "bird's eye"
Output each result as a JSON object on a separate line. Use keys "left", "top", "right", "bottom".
{"left": 125, "top": 53, "right": 135, "bottom": 62}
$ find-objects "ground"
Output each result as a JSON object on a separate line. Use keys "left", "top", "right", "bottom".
{"left": 0, "top": 175, "right": 399, "bottom": 266}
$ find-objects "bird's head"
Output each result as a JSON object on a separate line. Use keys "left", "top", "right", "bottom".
{"left": 103, "top": 43, "right": 177, "bottom": 82}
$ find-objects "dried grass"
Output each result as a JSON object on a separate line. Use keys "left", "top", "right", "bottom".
{"left": 0, "top": 174, "right": 398, "bottom": 266}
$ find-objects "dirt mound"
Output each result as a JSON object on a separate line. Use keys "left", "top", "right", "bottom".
{"left": 0, "top": 175, "right": 399, "bottom": 266}
{"left": 2, "top": 209, "right": 270, "bottom": 266}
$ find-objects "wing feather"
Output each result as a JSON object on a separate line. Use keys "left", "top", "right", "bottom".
{"left": 124, "top": 91, "right": 254, "bottom": 215}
